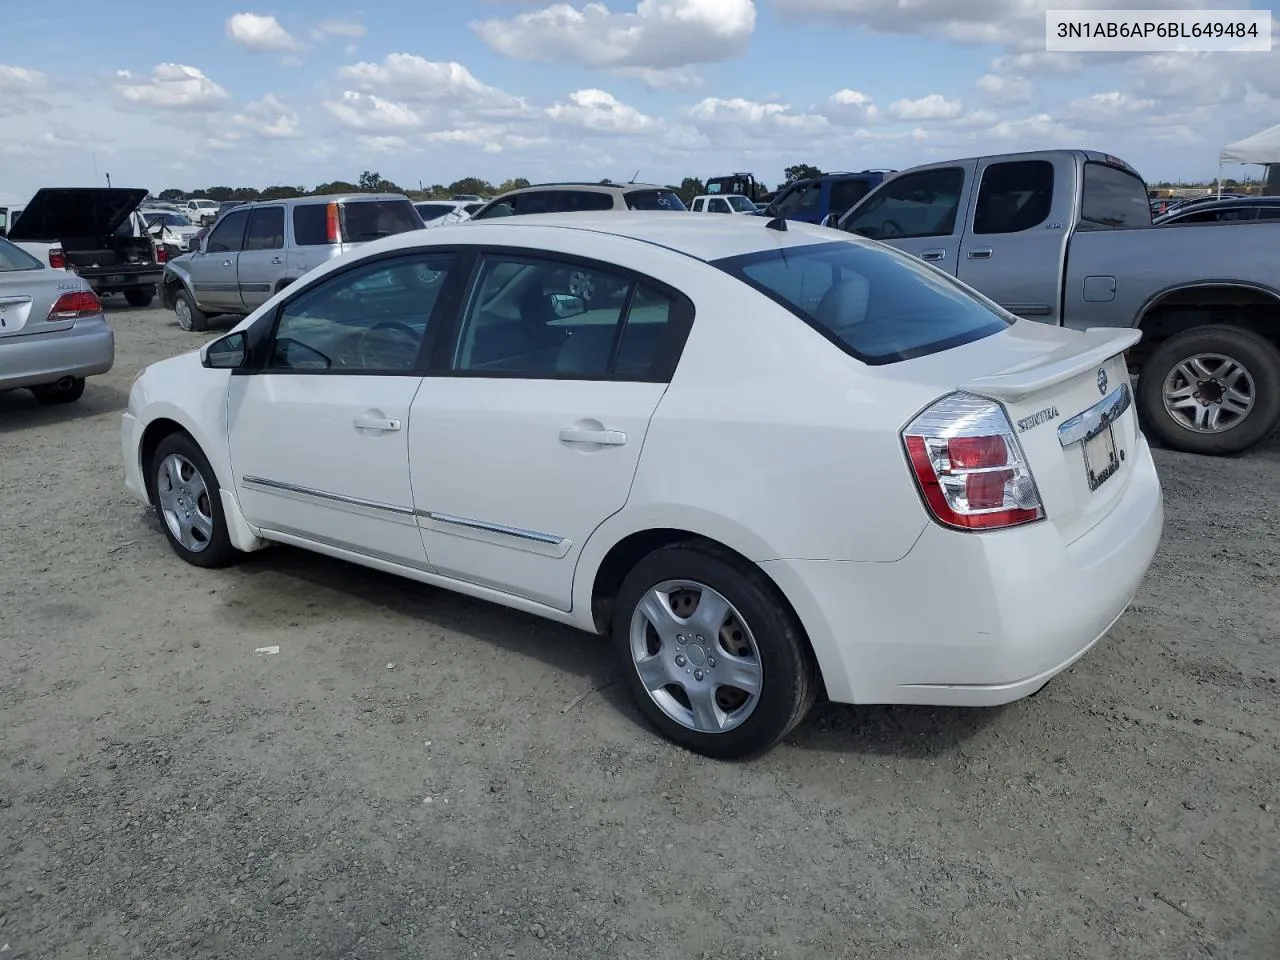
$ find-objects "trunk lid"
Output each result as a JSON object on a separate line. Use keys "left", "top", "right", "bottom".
{"left": 0, "top": 268, "right": 84, "bottom": 338}
{"left": 891, "top": 320, "right": 1141, "bottom": 544}
{"left": 7, "top": 188, "right": 149, "bottom": 242}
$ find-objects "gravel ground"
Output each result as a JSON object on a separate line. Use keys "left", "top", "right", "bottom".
{"left": 2, "top": 302, "right": 1278, "bottom": 960}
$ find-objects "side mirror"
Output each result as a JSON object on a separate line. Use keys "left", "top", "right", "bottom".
{"left": 548, "top": 292, "right": 586, "bottom": 319}
{"left": 203, "top": 332, "right": 246, "bottom": 369}
{"left": 821, "top": 212, "right": 841, "bottom": 229}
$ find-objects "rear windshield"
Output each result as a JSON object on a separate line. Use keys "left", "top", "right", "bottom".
{"left": 292, "top": 199, "right": 423, "bottom": 245}
{"left": 713, "top": 240, "right": 1011, "bottom": 365}
{"left": 415, "top": 203, "right": 455, "bottom": 222}
{"left": 0, "top": 236, "right": 43, "bottom": 271}
{"left": 1079, "top": 162, "right": 1151, "bottom": 229}
{"left": 624, "top": 189, "right": 688, "bottom": 211}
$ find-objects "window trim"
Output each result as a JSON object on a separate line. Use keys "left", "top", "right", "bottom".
{"left": 427, "top": 245, "right": 695, "bottom": 384}
{"left": 234, "top": 246, "right": 476, "bottom": 378}
{"left": 206, "top": 208, "right": 251, "bottom": 253}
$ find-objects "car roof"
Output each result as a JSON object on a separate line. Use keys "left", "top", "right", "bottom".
{"left": 493, "top": 182, "right": 671, "bottom": 197}
{"left": 1162, "top": 196, "right": 1280, "bottom": 214}
{"left": 380, "top": 211, "right": 856, "bottom": 263}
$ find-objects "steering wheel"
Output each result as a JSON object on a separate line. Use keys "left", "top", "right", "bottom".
{"left": 357, "top": 321, "right": 419, "bottom": 369}
{"left": 878, "top": 219, "right": 904, "bottom": 238}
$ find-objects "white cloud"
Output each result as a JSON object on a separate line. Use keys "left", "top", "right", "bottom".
{"left": 114, "top": 63, "right": 230, "bottom": 110}
{"left": 685, "top": 96, "right": 827, "bottom": 132}
{"left": 358, "top": 135, "right": 415, "bottom": 154}
{"left": 546, "top": 88, "right": 654, "bottom": 133}
{"left": 825, "top": 88, "right": 879, "bottom": 124}
{"left": 232, "top": 93, "right": 301, "bottom": 138}
{"left": 976, "top": 73, "right": 1031, "bottom": 105}
{"left": 336, "top": 54, "right": 527, "bottom": 114}
{"left": 0, "top": 65, "right": 46, "bottom": 90}
{"left": 226, "top": 13, "right": 301, "bottom": 52}
{"left": 887, "top": 93, "right": 963, "bottom": 121}
{"left": 323, "top": 91, "right": 423, "bottom": 131}
{"left": 1065, "top": 90, "right": 1157, "bottom": 127}
{"left": 472, "top": 0, "right": 756, "bottom": 70}
{"left": 312, "top": 17, "right": 366, "bottom": 40}
{"left": 612, "top": 65, "right": 703, "bottom": 91}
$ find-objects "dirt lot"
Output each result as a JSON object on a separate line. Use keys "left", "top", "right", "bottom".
{"left": 1, "top": 302, "right": 1277, "bottom": 960}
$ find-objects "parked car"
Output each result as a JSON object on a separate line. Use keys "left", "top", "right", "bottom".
{"left": 1162, "top": 193, "right": 1247, "bottom": 217}
{"left": 161, "top": 193, "right": 423, "bottom": 331}
{"left": 0, "top": 235, "right": 114, "bottom": 405}
{"left": 414, "top": 200, "right": 479, "bottom": 227}
{"left": 1153, "top": 196, "right": 1280, "bottom": 225}
{"left": 185, "top": 199, "right": 220, "bottom": 226}
{"left": 468, "top": 182, "right": 688, "bottom": 219}
{"left": 6, "top": 188, "right": 164, "bottom": 306}
{"left": 762, "top": 170, "right": 896, "bottom": 225}
{"left": 690, "top": 194, "right": 757, "bottom": 214}
{"left": 832, "top": 149, "right": 1280, "bottom": 456}
{"left": 704, "top": 172, "right": 771, "bottom": 206}
{"left": 121, "top": 212, "right": 1163, "bottom": 758}
{"left": 142, "top": 209, "right": 202, "bottom": 259}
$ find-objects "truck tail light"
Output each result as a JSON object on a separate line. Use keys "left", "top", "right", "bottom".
{"left": 47, "top": 290, "right": 103, "bottom": 321}
{"left": 902, "top": 392, "right": 1044, "bottom": 531}
{"left": 156, "top": 244, "right": 168, "bottom": 264}
{"left": 326, "top": 202, "right": 341, "bottom": 244}
{"left": 47, "top": 247, "right": 66, "bottom": 270}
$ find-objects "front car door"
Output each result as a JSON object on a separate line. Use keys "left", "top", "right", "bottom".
{"left": 236, "top": 205, "right": 285, "bottom": 311}
{"left": 408, "top": 249, "right": 693, "bottom": 611}
{"left": 188, "top": 208, "right": 250, "bottom": 312}
{"left": 839, "top": 162, "right": 977, "bottom": 273}
{"left": 956, "top": 154, "right": 1072, "bottom": 324}
{"left": 226, "top": 249, "right": 465, "bottom": 567}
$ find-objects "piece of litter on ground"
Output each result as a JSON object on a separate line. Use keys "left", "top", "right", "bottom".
{"left": 424, "top": 741, "right": 432, "bottom": 747}
{"left": 423, "top": 797, "right": 433, "bottom": 804}
{"left": 255, "top": 646, "right": 280, "bottom": 656}
{"left": 386, "top": 662, "right": 395, "bottom": 669}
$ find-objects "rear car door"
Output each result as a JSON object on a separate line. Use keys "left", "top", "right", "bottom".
{"left": 235, "top": 205, "right": 285, "bottom": 310}
{"left": 956, "top": 155, "right": 1070, "bottom": 324}
{"left": 189, "top": 208, "right": 250, "bottom": 312}
{"left": 841, "top": 163, "right": 975, "bottom": 272}
{"left": 408, "top": 249, "right": 693, "bottom": 611}
{"left": 226, "top": 250, "right": 464, "bottom": 566}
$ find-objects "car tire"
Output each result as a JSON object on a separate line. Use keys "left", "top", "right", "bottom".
{"left": 173, "top": 289, "right": 209, "bottom": 332}
{"left": 1137, "top": 324, "right": 1280, "bottom": 455}
{"left": 125, "top": 287, "right": 155, "bottom": 308}
{"left": 148, "top": 433, "right": 239, "bottom": 568}
{"left": 30, "top": 377, "right": 85, "bottom": 405}
{"left": 613, "top": 541, "right": 818, "bottom": 759}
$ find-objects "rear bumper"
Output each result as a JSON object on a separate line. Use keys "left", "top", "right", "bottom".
{"left": 0, "top": 315, "right": 115, "bottom": 390}
{"left": 83, "top": 270, "right": 162, "bottom": 291}
{"left": 761, "top": 433, "right": 1164, "bottom": 706}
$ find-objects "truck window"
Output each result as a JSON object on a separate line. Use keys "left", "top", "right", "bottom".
{"left": 973, "top": 160, "right": 1054, "bottom": 234}
{"left": 828, "top": 178, "right": 872, "bottom": 217}
{"left": 206, "top": 209, "right": 249, "bottom": 253}
{"left": 245, "top": 207, "right": 285, "bottom": 250}
{"left": 844, "top": 167, "right": 965, "bottom": 240}
{"left": 1079, "top": 162, "right": 1151, "bottom": 229}
{"left": 1259, "top": 207, "right": 1280, "bottom": 220}
{"left": 771, "top": 181, "right": 821, "bottom": 216}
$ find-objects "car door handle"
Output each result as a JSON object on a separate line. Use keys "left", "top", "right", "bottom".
{"left": 967, "top": 248, "right": 993, "bottom": 259}
{"left": 271, "top": 256, "right": 283, "bottom": 264}
{"left": 353, "top": 416, "right": 401, "bottom": 432}
{"left": 920, "top": 249, "right": 946, "bottom": 262}
{"left": 559, "top": 427, "right": 626, "bottom": 446}
{"left": 222, "top": 260, "right": 232, "bottom": 267}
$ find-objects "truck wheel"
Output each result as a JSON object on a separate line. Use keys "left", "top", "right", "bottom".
{"left": 173, "top": 290, "right": 209, "bottom": 332}
{"left": 125, "top": 287, "right": 155, "bottom": 308}
{"left": 1137, "top": 324, "right": 1280, "bottom": 455}
{"left": 31, "top": 377, "right": 85, "bottom": 405}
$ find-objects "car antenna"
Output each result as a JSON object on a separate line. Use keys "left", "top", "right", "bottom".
{"left": 629, "top": 169, "right": 639, "bottom": 183}
{"left": 765, "top": 214, "right": 788, "bottom": 231}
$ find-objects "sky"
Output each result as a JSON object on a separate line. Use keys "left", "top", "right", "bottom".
{"left": 1, "top": 0, "right": 1278, "bottom": 198}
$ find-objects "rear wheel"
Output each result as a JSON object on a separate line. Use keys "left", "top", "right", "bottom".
{"left": 613, "top": 542, "right": 818, "bottom": 758}
{"left": 1137, "top": 325, "right": 1280, "bottom": 455}
{"left": 149, "top": 433, "right": 238, "bottom": 568}
{"left": 125, "top": 287, "right": 155, "bottom": 308}
{"left": 173, "top": 289, "right": 209, "bottom": 332}
{"left": 30, "top": 377, "right": 85, "bottom": 405}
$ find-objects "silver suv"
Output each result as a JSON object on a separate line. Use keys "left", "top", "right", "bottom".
{"left": 162, "top": 193, "right": 423, "bottom": 331}
{"left": 468, "top": 181, "right": 688, "bottom": 219}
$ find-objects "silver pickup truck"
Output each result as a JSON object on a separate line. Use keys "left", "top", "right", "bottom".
{"left": 831, "top": 149, "right": 1280, "bottom": 456}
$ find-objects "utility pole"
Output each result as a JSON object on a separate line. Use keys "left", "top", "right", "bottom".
{"left": 105, "top": 172, "right": 112, "bottom": 188}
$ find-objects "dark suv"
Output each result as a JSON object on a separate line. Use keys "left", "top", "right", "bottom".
{"left": 469, "top": 182, "right": 688, "bottom": 219}
{"left": 762, "top": 171, "right": 896, "bottom": 225}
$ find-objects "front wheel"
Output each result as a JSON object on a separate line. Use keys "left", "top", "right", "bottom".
{"left": 173, "top": 289, "right": 209, "bottom": 332}
{"left": 1137, "top": 325, "right": 1280, "bottom": 455}
{"left": 149, "top": 433, "right": 239, "bottom": 568}
{"left": 613, "top": 542, "right": 818, "bottom": 758}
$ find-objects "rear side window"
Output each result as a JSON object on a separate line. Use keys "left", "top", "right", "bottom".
{"left": 844, "top": 167, "right": 965, "bottom": 240}
{"left": 1080, "top": 162, "right": 1151, "bottom": 229}
{"left": 292, "top": 204, "right": 332, "bottom": 246}
{"left": 713, "top": 240, "right": 1011, "bottom": 365}
{"left": 0, "top": 236, "right": 42, "bottom": 271}
{"left": 973, "top": 161, "right": 1054, "bottom": 234}
{"left": 340, "top": 200, "right": 422, "bottom": 242}
{"left": 624, "top": 189, "right": 687, "bottom": 211}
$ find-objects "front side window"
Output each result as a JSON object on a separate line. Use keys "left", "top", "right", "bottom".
{"left": 710, "top": 198, "right": 730, "bottom": 214}
{"left": 451, "top": 254, "right": 677, "bottom": 380}
{"left": 1257, "top": 207, "right": 1280, "bottom": 220}
{"left": 713, "top": 240, "right": 1011, "bottom": 365}
{"left": 269, "top": 253, "right": 455, "bottom": 372}
{"left": 726, "top": 195, "right": 757, "bottom": 213}
{"left": 206, "top": 209, "right": 250, "bottom": 252}
{"left": 692, "top": 198, "right": 705, "bottom": 212}
{"left": 972, "top": 160, "right": 1054, "bottom": 235}
{"left": 843, "top": 167, "right": 965, "bottom": 240}
{"left": 1079, "top": 162, "right": 1151, "bottom": 229}
{"left": 244, "top": 207, "right": 285, "bottom": 251}
{"left": 416, "top": 203, "right": 454, "bottom": 222}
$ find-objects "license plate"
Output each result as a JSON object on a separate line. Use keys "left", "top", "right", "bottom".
{"left": 107, "top": 274, "right": 126, "bottom": 283}
{"left": 1083, "top": 424, "right": 1121, "bottom": 492}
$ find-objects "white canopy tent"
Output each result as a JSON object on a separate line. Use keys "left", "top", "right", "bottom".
{"left": 1217, "top": 122, "right": 1280, "bottom": 196}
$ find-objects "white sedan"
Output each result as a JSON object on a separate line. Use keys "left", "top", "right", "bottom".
{"left": 120, "top": 213, "right": 1164, "bottom": 757}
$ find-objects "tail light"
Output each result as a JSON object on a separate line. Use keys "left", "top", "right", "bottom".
{"left": 902, "top": 392, "right": 1044, "bottom": 531}
{"left": 47, "top": 290, "right": 102, "bottom": 321}
{"left": 156, "top": 244, "right": 168, "bottom": 264}
{"left": 325, "top": 202, "right": 341, "bottom": 244}
{"left": 47, "top": 247, "right": 66, "bottom": 270}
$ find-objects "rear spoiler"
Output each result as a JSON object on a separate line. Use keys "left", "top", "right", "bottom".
{"left": 960, "top": 327, "right": 1141, "bottom": 402}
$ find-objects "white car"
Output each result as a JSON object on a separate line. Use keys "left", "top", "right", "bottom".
{"left": 413, "top": 200, "right": 482, "bottom": 228}
{"left": 120, "top": 213, "right": 1164, "bottom": 757}
{"left": 691, "top": 194, "right": 758, "bottom": 214}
